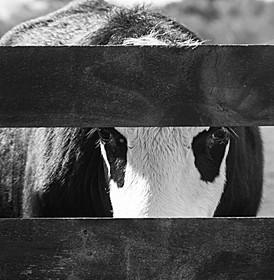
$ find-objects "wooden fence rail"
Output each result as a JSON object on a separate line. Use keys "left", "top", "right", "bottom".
{"left": 0, "top": 218, "right": 274, "bottom": 280}
{"left": 0, "top": 45, "right": 274, "bottom": 127}
{"left": 1, "top": 45, "right": 274, "bottom": 279}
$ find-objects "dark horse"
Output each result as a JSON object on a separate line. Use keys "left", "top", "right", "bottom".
{"left": 0, "top": 0, "right": 263, "bottom": 217}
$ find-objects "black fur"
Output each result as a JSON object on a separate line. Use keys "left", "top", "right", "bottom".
{"left": 23, "top": 128, "right": 112, "bottom": 217}
{"left": 214, "top": 127, "right": 263, "bottom": 217}
{"left": 192, "top": 127, "right": 230, "bottom": 183}
{"left": 77, "top": 6, "right": 201, "bottom": 45}
{"left": 98, "top": 128, "right": 127, "bottom": 188}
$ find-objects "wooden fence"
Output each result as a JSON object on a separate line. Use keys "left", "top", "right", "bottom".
{"left": 1, "top": 45, "right": 274, "bottom": 127}
{"left": 0, "top": 45, "right": 274, "bottom": 279}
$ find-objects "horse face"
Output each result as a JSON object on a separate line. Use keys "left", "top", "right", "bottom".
{"left": 99, "top": 127, "right": 230, "bottom": 217}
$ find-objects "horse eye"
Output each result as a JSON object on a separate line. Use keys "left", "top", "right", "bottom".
{"left": 212, "top": 128, "right": 229, "bottom": 141}
{"left": 209, "top": 128, "right": 229, "bottom": 147}
{"left": 98, "top": 128, "right": 111, "bottom": 142}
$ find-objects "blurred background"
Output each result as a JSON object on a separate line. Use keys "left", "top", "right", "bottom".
{"left": 0, "top": 0, "right": 273, "bottom": 216}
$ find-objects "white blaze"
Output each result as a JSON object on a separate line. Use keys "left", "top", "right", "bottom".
{"left": 101, "top": 127, "right": 229, "bottom": 218}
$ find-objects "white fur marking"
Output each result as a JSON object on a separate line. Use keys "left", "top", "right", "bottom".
{"left": 101, "top": 127, "right": 229, "bottom": 218}
{"left": 123, "top": 36, "right": 168, "bottom": 46}
{"left": 100, "top": 141, "right": 111, "bottom": 178}
{"left": 122, "top": 34, "right": 202, "bottom": 47}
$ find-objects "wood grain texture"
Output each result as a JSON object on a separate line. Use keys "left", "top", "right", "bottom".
{"left": 0, "top": 45, "right": 274, "bottom": 127}
{"left": 0, "top": 218, "right": 274, "bottom": 280}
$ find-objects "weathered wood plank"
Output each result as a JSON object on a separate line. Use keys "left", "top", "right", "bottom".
{"left": 0, "top": 218, "right": 273, "bottom": 279}
{"left": 0, "top": 45, "right": 274, "bottom": 127}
